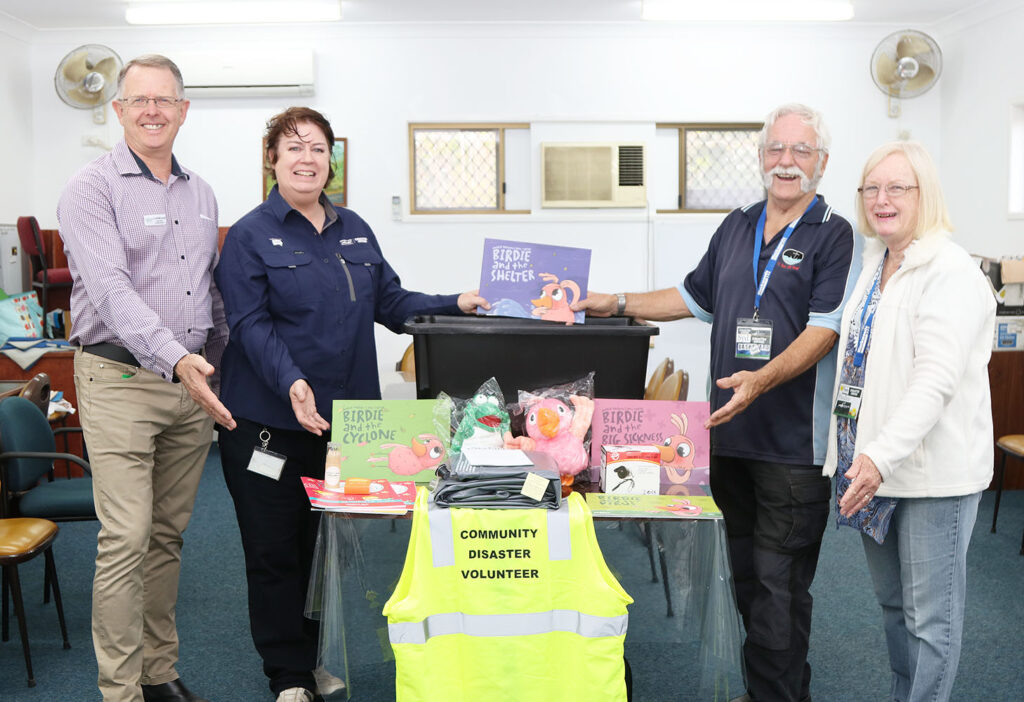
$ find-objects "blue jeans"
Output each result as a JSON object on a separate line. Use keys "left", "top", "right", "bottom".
{"left": 861, "top": 492, "right": 981, "bottom": 702}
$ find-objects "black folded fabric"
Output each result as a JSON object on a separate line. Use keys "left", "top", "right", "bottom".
{"left": 432, "top": 451, "right": 562, "bottom": 509}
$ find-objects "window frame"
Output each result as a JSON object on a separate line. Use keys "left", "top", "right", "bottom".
{"left": 408, "top": 122, "right": 530, "bottom": 215}
{"left": 656, "top": 122, "right": 764, "bottom": 214}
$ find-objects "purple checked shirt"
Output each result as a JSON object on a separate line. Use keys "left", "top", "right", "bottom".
{"left": 57, "top": 140, "right": 227, "bottom": 382}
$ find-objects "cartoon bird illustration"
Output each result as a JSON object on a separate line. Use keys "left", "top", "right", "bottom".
{"left": 452, "top": 392, "right": 509, "bottom": 451}
{"left": 504, "top": 395, "right": 594, "bottom": 485}
{"left": 369, "top": 434, "right": 446, "bottom": 476}
{"left": 656, "top": 499, "right": 703, "bottom": 517}
{"left": 531, "top": 273, "right": 581, "bottom": 325}
{"left": 658, "top": 412, "right": 709, "bottom": 486}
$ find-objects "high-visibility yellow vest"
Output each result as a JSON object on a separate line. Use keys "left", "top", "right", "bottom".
{"left": 383, "top": 487, "right": 633, "bottom": 702}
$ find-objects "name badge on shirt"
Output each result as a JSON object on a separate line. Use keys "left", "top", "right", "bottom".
{"left": 735, "top": 317, "right": 773, "bottom": 361}
{"left": 144, "top": 214, "right": 167, "bottom": 226}
{"left": 247, "top": 446, "right": 287, "bottom": 481}
{"left": 833, "top": 383, "right": 863, "bottom": 419}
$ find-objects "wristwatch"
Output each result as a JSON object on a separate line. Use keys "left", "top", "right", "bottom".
{"left": 616, "top": 293, "right": 627, "bottom": 316}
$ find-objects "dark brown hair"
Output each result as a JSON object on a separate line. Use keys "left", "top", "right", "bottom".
{"left": 264, "top": 107, "right": 336, "bottom": 186}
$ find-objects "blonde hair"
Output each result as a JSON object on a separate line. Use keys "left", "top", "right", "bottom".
{"left": 855, "top": 141, "right": 952, "bottom": 240}
{"left": 116, "top": 54, "right": 185, "bottom": 99}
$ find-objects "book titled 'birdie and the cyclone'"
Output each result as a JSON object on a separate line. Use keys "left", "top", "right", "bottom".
{"left": 476, "top": 238, "right": 592, "bottom": 326}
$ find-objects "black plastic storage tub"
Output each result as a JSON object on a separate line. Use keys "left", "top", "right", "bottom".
{"left": 402, "top": 315, "right": 658, "bottom": 400}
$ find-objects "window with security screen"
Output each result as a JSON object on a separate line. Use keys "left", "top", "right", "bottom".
{"left": 409, "top": 123, "right": 529, "bottom": 214}
{"left": 657, "top": 123, "right": 764, "bottom": 213}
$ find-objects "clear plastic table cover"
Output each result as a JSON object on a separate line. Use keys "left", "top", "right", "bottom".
{"left": 305, "top": 509, "right": 745, "bottom": 701}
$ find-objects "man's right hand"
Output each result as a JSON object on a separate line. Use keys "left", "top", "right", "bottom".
{"left": 174, "top": 353, "right": 236, "bottom": 430}
{"left": 571, "top": 292, "right": 618, "bottom": 317}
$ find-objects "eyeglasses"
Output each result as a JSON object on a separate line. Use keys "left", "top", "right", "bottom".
{"left": 857, "top": 184, "right": 919, "bottom": 200}
{"left": 764, "top": 142, "right": 822, "bottom": 161}
{"left": 118, "top": 96, "right": 182, "bottom": 109}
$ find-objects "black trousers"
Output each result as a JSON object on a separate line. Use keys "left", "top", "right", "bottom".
{"left": 218, "top": 417, "right": 329, "bottom": 696}
{"left": 710, "top": 455, "right": 830, "bottom": 702}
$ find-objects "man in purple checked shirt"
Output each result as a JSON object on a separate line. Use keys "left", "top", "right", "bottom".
{"left": 57, "top": 54, "right": 236, "bottom": 702}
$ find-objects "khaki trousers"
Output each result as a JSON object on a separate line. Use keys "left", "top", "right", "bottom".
{"left": 75, "top": 349, "right": 214, "bottom": 702}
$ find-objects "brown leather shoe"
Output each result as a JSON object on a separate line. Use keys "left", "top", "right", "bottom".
{"left": 141, "top": 678, "right": 210, "bottom": 702}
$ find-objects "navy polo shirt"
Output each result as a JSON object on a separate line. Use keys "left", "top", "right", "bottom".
{"left": 215, "top": 187, "right": 460, "bottom": 430}
{"left": 679, "top": 196, "right": 860, "bottom": 465}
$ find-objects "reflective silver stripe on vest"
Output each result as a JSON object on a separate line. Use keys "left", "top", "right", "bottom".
{"left": 389, "top": 609, "right": 628, "bottom": 645}
{"left": 428, "top": 495, "right": 572, "bottom": 567}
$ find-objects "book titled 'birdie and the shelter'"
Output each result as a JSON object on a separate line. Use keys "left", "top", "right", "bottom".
{"left": 330, "top": 400, "right": 449, "bottom": 483}
{"left": 476, "top": 238, "right": 591, "bottom": 325}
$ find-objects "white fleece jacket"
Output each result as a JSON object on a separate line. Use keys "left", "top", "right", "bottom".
{"left": 822, "top": 231, "right": 995, "bottom": 497}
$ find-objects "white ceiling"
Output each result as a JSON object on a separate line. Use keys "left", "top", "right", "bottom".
{"left": 0, "top": 0, "right": 997, "bottom": 31}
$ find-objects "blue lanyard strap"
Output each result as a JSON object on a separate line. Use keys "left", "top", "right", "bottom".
{"left": 752, "top": 196, "right": 818, "bottom": 319}
{"left": 854, "top": 253, "right": 886, "bottom": 368}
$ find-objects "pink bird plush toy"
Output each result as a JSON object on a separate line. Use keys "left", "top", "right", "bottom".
{"left": 503, "top": 395, "right": 594, "bottom": 487}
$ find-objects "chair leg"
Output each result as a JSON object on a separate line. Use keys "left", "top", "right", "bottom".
{"left": 2, "top": 565, "right": 8, "bottom": 641}
{"left": 991, "top": 451, "right": 1007, "bottom": 534}
{"left": 43, "top": 566, "right": 51, "bottom": 604}
{"left": 44, "top": 548, "right": 70, "bottom": 649}
{"left": 640, "top": 523, "right": 659, "bottom": 582}
{"left": 654, "top": 532, "right": 674, "bottom": 618}
{"left": 6, "top": 564, "right": 37, "bottom": 686}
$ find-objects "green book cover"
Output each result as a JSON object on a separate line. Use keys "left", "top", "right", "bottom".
{"left": 331, "top": 399, "right": 449, "bottom": 483}
{"left": 585, "top": 492, "right": 722, "bottom": 519}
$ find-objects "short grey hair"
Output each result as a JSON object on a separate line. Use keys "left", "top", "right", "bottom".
{"left": 116, "top": 54, "right": 185, "bottom": 99}
{"left": 759, "top": 103, "right": 831, "bottom": 153}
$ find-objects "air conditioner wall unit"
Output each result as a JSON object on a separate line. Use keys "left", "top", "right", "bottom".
{"left": 176, "top": 50, "right": 314, "bottom": 98}
{"left": 541, "top": 142, "right": 646, "bottom": 208}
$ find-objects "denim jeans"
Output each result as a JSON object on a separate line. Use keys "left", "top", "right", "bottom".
{"left": 861, "top": 492, "right": 981, "bottom": 702}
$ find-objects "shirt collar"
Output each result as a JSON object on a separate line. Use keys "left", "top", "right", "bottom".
{"left": 742, "top": 194, "right": 831, "bottom": 227}
{"left": 113, "top": 140, "right": 187, "bottom": 181}
{"left": 265, "top": 185, "right": 339, "bottom": 227}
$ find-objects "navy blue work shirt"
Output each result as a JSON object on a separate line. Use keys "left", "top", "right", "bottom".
{"left": 215, "top": 187, "right": 461, "bottom": 431}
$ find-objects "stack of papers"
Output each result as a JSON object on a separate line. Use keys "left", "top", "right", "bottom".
{"left": 301, "top": 477, "right": 416, "bottom": 515}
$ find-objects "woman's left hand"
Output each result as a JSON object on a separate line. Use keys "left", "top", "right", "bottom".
{"left": 289, "top": 379, "right": 331, "bottom": 436}
{"left": 839, "top": 453, "right": 883, "bottom": 518}
{"left": 457, "top": 290, "right": 491, "bottom": 314}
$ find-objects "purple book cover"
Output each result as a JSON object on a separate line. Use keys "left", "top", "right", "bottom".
{"left": 589, "top": 399, "right": 711, "bottom": 493}
{"left": 477, "top": 238, "right": 591, "bottom": 325}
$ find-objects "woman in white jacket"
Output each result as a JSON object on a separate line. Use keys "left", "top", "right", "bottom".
{"left": 823, "top": 141, "right": 995, "bottom": 702}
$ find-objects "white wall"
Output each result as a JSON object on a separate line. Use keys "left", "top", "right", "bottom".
{"left": 939, "top": 2, "right": 1024, "bottom": 259}
{"left": 14, "top": 20, "right": 954, "bottom": 397}
{"left": 0, "top": 16, "right": 34, "bottom": 225}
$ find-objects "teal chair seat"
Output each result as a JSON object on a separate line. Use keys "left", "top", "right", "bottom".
{"left": 16, "top": 480, "right": 94, "bottom": 520}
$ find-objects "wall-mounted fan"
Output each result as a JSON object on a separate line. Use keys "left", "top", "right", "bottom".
{"left": 870, "top": 30, "right": 942, "bottom": 118}
{"left": 54, "top": 44, "right": 123, "bottom": 124}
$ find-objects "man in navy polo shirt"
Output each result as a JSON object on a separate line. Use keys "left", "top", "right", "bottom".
{"left": 579, "top": 103, "right": 859, "bottom": 702}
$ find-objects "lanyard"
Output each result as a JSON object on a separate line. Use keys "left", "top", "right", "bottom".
{"left": 853, "top": 254, "right": 886, "bottom": 368}
{"left": 752, "top": 196, "right": 818, "bottom": 319}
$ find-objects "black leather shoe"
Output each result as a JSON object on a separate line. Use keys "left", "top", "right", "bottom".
{"left": 141, "top": 678, "right": 210, "bottom": 702}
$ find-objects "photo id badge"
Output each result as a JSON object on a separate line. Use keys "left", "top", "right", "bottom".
{"left": 247, "top": 446, "right": 287, "bottom": 481}
{"left": 735, "top": 317, "right": 773, "bottom": 361}
{"left": 833, "top": 383, "right": 863, "bottom": 419}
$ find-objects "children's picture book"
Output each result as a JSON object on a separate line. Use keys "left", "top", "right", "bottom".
{"left": 585, "top": 493, "right": 722, "bottom": 520}
{"left": 588, "top": 399, "right": 711, "bottom": 492}
{"left": 300, "top": 477, "right": 408, "bottom": 514}
{"left": 330, "top": 400, "right": 449, "bottom": 484}
{"left": 477, "top": 238, "right": 592, "bottom": 325}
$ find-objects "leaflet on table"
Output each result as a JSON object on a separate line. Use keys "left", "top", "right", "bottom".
{"left": 330, "top": 399, "right": 449, "bottom": 483}
{"left": 301, "top": 477, "right": 415, "bottom": 514}
{"left": 476, "top": 238, "right": 591, "bottom": 325}
{"left": 585, "top": 493, "right": 722, "bottom": 520}
{"left": 588, "top": 399, "right": 711, "bottom": 491}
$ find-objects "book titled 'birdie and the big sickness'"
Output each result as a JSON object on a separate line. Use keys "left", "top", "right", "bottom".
{"left": 330, "top": 400, "right": 449, "bottom": 484}
{"left": 476, "top": 238, "right": 592, "bottom": 325}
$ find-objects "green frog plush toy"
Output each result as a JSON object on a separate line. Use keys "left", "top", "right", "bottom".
{"left": 451, "top": 379, "right": 510, "bottom": 452}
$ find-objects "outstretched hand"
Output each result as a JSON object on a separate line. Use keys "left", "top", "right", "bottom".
{"left": 175, "top": 353, "right": 236, "bottom": 429}
{"left": 458, "top": 290, "right": 491, "bottom": 314}
{"left": 571, "top": 292, "right": 617, "bottom": 317}
{"left": 705, "top": 371, "right": 768, "bottom": 428}
{"left": 289, "top": 378, "right": 330, "bottom": 436}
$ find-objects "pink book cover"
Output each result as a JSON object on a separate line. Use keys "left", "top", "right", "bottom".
{"left": 589, "top": 399, "right": 711, "bottom": 493}
{"left": 300, "top": 477, "right": 406, "bottom": 514}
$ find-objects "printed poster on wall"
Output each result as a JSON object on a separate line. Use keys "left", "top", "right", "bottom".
{"left": 476, "top": 238, "right": 591, "bottom": 325}
{"left": 330, "top": 400, "right": 449, "bottom": 483}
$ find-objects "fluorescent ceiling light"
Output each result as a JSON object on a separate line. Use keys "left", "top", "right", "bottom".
{"left": 125, "top": 1, "right": 342, "bottom": 25}
{"left": 642, "top": 0, "right": 854, "bottom": 22}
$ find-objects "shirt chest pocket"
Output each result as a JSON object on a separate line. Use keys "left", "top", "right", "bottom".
{"left": 260, "top": 250, "right": 317, "bottom": 304}
{"left": 335, "top": 244, "right": 382, "bottom": 302}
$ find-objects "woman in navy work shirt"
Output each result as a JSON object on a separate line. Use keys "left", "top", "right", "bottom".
{"left": 214, "top": 107, "right": 487, "bottom": 702}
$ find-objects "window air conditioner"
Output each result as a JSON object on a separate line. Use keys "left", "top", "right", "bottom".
{"left": 175, "top": 50, "right": 315, "bottom": 98}
{"left": 541, "top": 142, "right": 646, "bottom": 208}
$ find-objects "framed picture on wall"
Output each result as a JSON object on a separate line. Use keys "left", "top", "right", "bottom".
{"left": 262, "top": 137, "right": 347, "bottom": 207}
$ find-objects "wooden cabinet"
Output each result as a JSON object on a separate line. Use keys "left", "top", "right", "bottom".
{"left": 989, "top": 350, "right": 1024, "bottom": 489}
